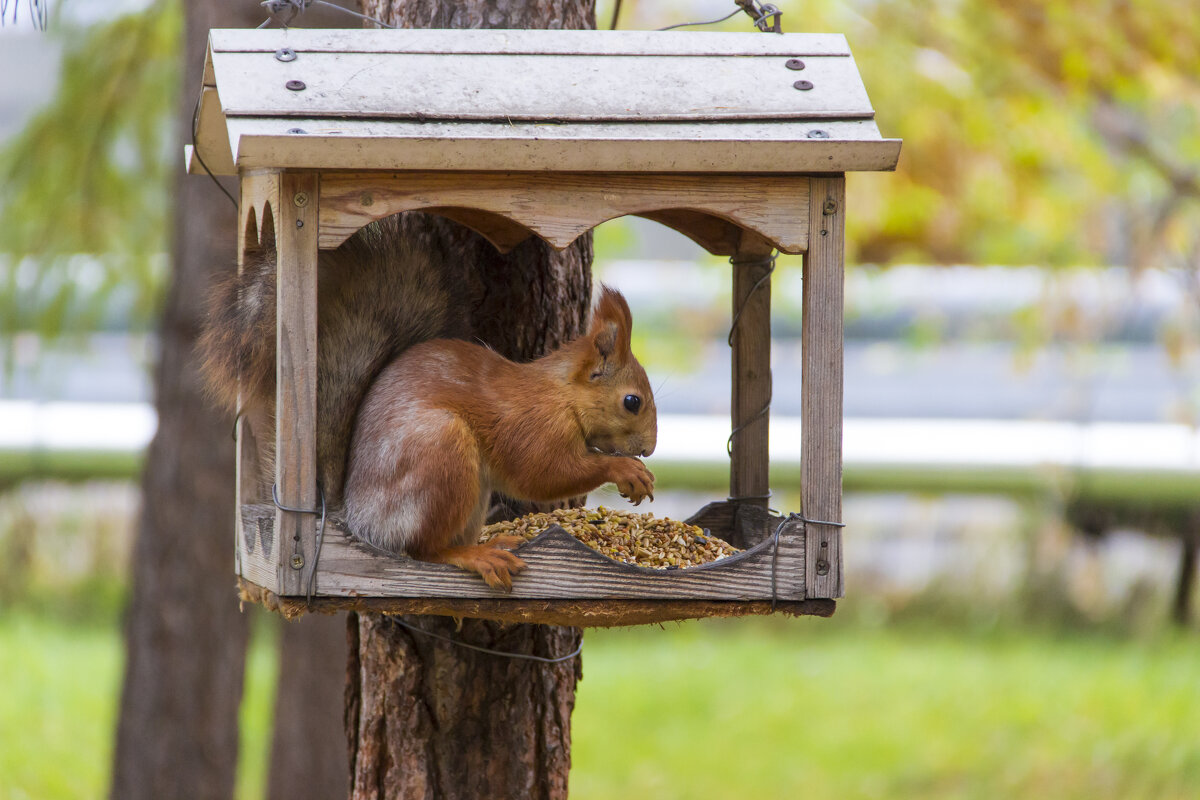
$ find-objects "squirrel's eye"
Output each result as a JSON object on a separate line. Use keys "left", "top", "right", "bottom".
{"left": 623, "top": 394, "right": 641, "bottom": 414}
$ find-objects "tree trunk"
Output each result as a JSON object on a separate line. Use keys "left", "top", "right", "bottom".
{"left": 109, "top": 2, "right": 259, "bottom": 798}
{"left": 346, "top": 4, "right": 595, "bottom": 798}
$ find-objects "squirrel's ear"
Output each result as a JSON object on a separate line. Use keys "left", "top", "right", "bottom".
{"left": 577, "top": 287, "right": 633, "bottom": 380}
{"left": 591, "top": 285, "right": 633, "bottom": 357}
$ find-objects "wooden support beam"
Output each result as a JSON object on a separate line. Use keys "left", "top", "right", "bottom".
{"left": 1173, "top": 514, "right": 1198, "bottom": 627}
{"left": 729, "top": 230, "right": 775, "bottom": 513}
{"left": 274, "top": 172, "right": 320, "bottom": 596}
{"left": 234, "top": 174, "right": 277, "bottom": 580}
{"left": 802, "top": 175, "right": 846, "bottom": 599}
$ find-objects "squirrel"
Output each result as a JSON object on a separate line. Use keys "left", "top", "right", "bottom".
{"left": 199, "top": 214, "right": 657, "bottom": 588}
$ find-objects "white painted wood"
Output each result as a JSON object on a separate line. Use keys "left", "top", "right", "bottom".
{"left": 196, "top": 118, "right": 900, "bottom": 176}
{"left": 210, "top": 28, "right": 853, "bottom": 57}
{"left": 239, "top": 505, "right": 806, "bottom": 602}
{"left": 211, "top": 51, "right": 874, "bottom": 123}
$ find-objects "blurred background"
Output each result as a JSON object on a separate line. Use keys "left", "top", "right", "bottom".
{"left": 2, "top": 1, "right": 1198, "bottom": 798}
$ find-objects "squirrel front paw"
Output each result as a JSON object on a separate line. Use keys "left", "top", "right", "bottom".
{"left": 610, "top": 457, "right": 655, "bottom": 505}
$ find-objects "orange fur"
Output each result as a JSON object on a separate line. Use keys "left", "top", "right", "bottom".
{"left": 343, "top": 286, "right": 657, "bottom": 589}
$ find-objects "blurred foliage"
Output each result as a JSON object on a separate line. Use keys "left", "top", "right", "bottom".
{"left": 607, "top": 0, "right": 1200, "bottom": 272}
{"left": 1, "top": 0, "right": 1197, "bottom": 342}
{"left": 0, "top": 0, "right": 179, "bottom": 341}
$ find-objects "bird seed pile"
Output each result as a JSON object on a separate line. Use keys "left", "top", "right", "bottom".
{"left": 480, "top": 506, "right": 741, "bottom": 569}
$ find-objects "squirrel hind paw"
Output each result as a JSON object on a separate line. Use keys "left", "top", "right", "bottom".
{"left": 439, "top": 545, "right": 527, "bottom": 591}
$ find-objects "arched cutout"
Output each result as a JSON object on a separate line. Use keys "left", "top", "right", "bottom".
{"left": 241, "top": 205, "right": 259, "bottom": 253}
{"left": 633, "top": 209, "right": 746, "bottom": 257}
{"left": 318, "top": 172, "right": 809, "bottom": 255}
{"left": 259, "top": 201, "right": 276, "bottom": 252}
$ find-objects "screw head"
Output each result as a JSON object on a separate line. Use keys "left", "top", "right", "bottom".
{"left": 806, "top": 129, "right": 829, "bottom": 139}
{"left": 291, "top": 554, "right": 305, "bottom": 569}
{"left": 285, "top": 79, "right": 306, "bottom": 91}
{"left": 360, "top": 192, "right": 374, "bottom": 207}
{"left": 275, "top": 47, "right": 297, "bottom": 62}
{"left": 816, "top": 559, "right": 830, "bottom": 576}
{"left": 793, "top": 80, "right": 814, "bottom": 91}
{"left": 785, "top": 58, "right": 805, "bottom": 70}
{"left": 293, "top": 192, "right": 309, "bottom": 208}
{"left": 287, "top": 127, "right": 307, "bottom": 135}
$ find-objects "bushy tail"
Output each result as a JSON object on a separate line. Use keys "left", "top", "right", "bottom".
{"left": 196, "top": 215, "right": 469, "bottom": 504}
{"left": 197, "top": 250, "right": 277, "bottom": 415}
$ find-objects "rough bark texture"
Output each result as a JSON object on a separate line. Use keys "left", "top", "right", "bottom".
{"left": 108, "top": 2, "right": 257, "bottom": 798}
{"left": 346, "top": 4, "right": 595, "bottom": 798}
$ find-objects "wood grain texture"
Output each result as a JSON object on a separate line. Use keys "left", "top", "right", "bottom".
{"left": 274, "top": 172, "right": 319, "bottom": 596}
{"left": 238, "top": 504, "right": 806, "bottom": 603}
{"left": 730, "top": 232, "right": 776, "bottom": 509}
{"left": 802, "top": 176, "right": 846, "bottom": 598}
{"left": 238, "top": 578, "right": 835, "bottom": 627}
{"left": 210, "top": 28, "right": 854, "bottom": 57}
{"left": 208, "top": 118, "right": 901, "bottom": 177}
{"left": 319, "top": 172, "right": 811, "bottom": 255}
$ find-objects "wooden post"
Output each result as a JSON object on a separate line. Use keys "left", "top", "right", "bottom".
{"left": 730, "top": 230, "right": 775, "bottom": 512}
{"left": 274, "top": 171, "right": 319, "bottom": 596}
{"left": 234, "top": 176, "right": 273, "bottom": 577}
{"left": 802, "top": 175, "right": 846, "bottom": 598}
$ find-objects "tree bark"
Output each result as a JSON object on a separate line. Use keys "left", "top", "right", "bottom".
{"left": 109, "top": 2, "right": 259, "bottom": 798}
{"left": 346, "top": 4, "right": 595, "bottom": 798}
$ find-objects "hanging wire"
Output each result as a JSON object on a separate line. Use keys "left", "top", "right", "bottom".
{"left": 272, "top": 482, "right": 327, "bottom": 602}
{"left": 658, "top": 0, "right": 782, "bottom": 33}
{"left": 191, "top": 92, "right": 238, "bottom": 210}
{"left": 392, "top": 618, "right": 585, "bottom": 664}
{"left": 656, "top": 6, "right": 744, "bottom": 31}
{"left": 726, "top": 253, "right": 776, "bottom": 462}
{"left": 259, "top": 0, "right": 395, "bottom": 29}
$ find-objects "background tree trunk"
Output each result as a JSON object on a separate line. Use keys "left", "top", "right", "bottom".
{"left": 108, "top": 1, "right": 257, "bottom": 797}
{"left": 345, "top": 4, "right": 596, "bottom": 798}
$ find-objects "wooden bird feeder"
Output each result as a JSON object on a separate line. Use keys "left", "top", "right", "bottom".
{"left": 188, "top": 28, "right": 900, "bottom": 627}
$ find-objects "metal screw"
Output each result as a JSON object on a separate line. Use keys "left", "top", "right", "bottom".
{"left": 296, "top": 220, "right": 304, "bottom": 228}
{"left": 360, "top": 192, "right": 374, "bottom": 207}
{"left": 785, "top": 58, "right": 805, "bottom": 70}
{"left": 291, "top": 554, "right": 304, "bottom": 569}
{"left": 816, "top": 559, "right": 830, "bottom": 576}
{"left": 285, "top": 79, "right": 307, "bottom": 91}
{"left": 287, "top": 127, "right": 307, "bottom": 135}
{"left": 275, "top": 47, "right": 297, "bottom": 62}
{"left": 823, "top": 198, "right": 838, "bottom": 215}
{"left": 806, "top": 129, "right": 829, "bottom": 139}
{"left": 293, "top": 192, "right": 309, "bottom": 208}
{"left": 793, "top": 80, "right": 814, "bottom": 91}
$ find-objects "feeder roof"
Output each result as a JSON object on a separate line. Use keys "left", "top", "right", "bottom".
{"left": 188, "top": 28, "right": 900, "bottom": 176}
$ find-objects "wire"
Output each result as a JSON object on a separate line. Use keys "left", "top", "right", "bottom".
{"left": 191, "top": 92, "right": 238, "bottom": 210}
{"left": 392, "top": 618, "right": 585, "bottom": 664}
{"left": 657, "top": 6, "right": 743, "bottom": 31}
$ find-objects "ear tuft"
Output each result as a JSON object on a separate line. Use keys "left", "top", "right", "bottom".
{"left": 591, "top": 285, "right": 633, "bottom": 356}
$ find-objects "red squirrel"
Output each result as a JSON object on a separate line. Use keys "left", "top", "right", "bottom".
{"left": 199, "top": 215, "right": 656, "bottom": 588}
{"left": 343, "top": 287, "right": 656, "bottom": 588}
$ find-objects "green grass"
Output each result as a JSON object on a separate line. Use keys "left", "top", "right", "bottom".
{"left": 2, "top": 612, "right": 1198, "bottom": 800}
{"left": 572, "top": 618, "right": 1200, "bottom": 800}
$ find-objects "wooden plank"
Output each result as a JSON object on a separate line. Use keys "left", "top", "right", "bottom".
{"left": 192, "top": 86, "right": 235, "bottom": 175}
{"left": 239, "top": 505, "right": 806, "bottom": 602}
{"left": 210, "top": 28, "right": 854, "bottom": 58}
{"left": 239, "top": 578, "right": 836, "bottom": 628}
{"left": 210, "top": 52, "right": 876, "bottom": 123}
{"left": 319, "top": 172, "right": 810, "bottom": 255}
{"left": 274, "top": 172, "right": 319, "bottom": 596}
{"left": 220, "top": 118, "right": 901, "bottom": 177}
{"left": 730, "top": 231, "right": 775, "bottom": 509}
{"left": 802, "top": 176, "right": 846, "bottom": 598}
